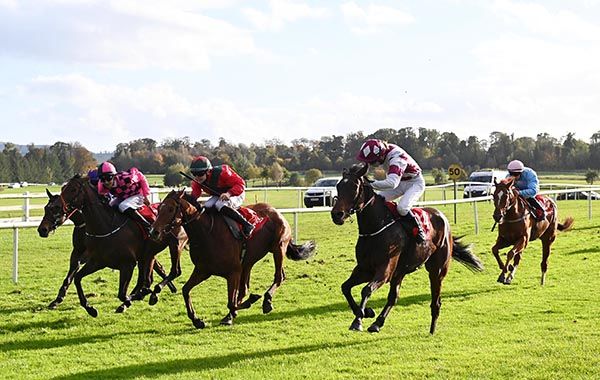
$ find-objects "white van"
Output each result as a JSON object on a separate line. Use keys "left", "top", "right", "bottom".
{"left": 463, "top": 169, "right": 508, "bottom": 198}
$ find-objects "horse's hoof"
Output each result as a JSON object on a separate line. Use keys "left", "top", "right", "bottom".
{"left": 48, "top": 299, "right": 62, "bottom": 309}
{"left": 497, "top": 274, "right": 506, "bottom": 283}
{"left": 349, "top": 319, "right": 363, "bottom": 331}
{"left": 262, "top": 301, "right": 273, "bottom": 314}
{"left": 367, "top": 323, "right": 381, "bottom": 333}
{"left": 115, "top": 305, "right": 127, "bottom": 313}
{"left": 364, "top": 308, "right": 375, "bottom": 318}
{"left": 149, "top": 293, "right": 159, "bottom": 306}
{"left": 192, "top": 318, "right": 206, "bottom": 329}
{"left": 503, "top": 278, "right": 513, "bottom": 285}
{"left": 86, "top": 306, "right": 98, "bottom": 318}
{"left": 153, "top": 285, "right": 163, "bottom": 295}
{"left": 220, "top": 315, "right": 234, "bottom": 326}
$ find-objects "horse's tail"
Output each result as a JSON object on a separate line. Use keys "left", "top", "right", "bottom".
{"left": 451, "top": 236, "right": 484, "bottom": 272}
{"left": 286, "top": 240, "right": 317, "bottom": 261}
{"left": 557, "top": 217, "right": 574, "bottom": 232}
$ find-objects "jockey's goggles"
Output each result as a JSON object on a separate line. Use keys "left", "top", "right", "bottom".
{"left": 191, "top": 170, "right": 208, "bottom": 177}
{"left": 100, "top": 174, "right": 115, "bottom": 182}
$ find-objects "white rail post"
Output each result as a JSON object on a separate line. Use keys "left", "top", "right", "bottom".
{"left": 589, "top": 192, "right": 592, "bottom": 220}
{"left": 298, "top": 189, "right": 302, "bottom": 208}
{"left": 12, "top": 227, "right": 19, "bottom": 284}
{"left": 23, "top": 191, "right": 30, "bottom": 221}
{"left": 473, "top": 200, "right": 479, "bottom": 234}
{"left": 294, "top": 212, "right": 298, "bottom": 242}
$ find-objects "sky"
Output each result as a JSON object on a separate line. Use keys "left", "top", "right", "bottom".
{"left": 1, "top": 0, "right": 600, "bottom": 152}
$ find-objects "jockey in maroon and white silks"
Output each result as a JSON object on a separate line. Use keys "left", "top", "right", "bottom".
{"left": 357, "top": 139, "right": 426, "bottom": 242}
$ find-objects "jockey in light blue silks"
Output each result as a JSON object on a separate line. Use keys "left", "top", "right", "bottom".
{"left": 506, "top": 159, "right": 546, "bottom": 221}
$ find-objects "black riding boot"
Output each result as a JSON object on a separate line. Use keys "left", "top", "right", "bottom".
{"left": 399, "top": 210, "right": 425, "bottom": 244}
{"left": 526, "top": 197, "right": 546, "bottom": 221}
{"left": 220, "top": 206, "right": 255, "bottom": 238}
{"left": 124, "top": 208, "right": 151, "bottom": 230}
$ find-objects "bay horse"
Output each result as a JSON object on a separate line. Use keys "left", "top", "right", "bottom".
{"left": 492, "top": 177, "right": 574, "bottom": 285}
{"left": 58, "top": 175, "right": 188, "bottom": 317}
{"left": 149, "top": 190, "right": 316, "bottom": 329}
{"left": 37, "top": 188, "right": 176, "bottom": 309}
{"left": 330, "top": 164, "right": 484, "bottom": 334}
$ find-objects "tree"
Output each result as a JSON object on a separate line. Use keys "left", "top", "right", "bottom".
{"left": 288, "top": 172, "right": 303, "bottom": 186}
{"left": 585, "top": 169, "right": 599, "bottom": 185}
{"left": 304, "top": 168, "right": 322, "bottom": 186}
{"left": 163, "top": 163, "right": 187, "bottom": 187}
{"left": 431, "top": 168, "right": 448, "bottom": 185}
{"left": 269, "top": 162, "right": 285, "bottom": 186}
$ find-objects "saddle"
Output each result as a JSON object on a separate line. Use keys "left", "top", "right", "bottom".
{"left": 221, "top": 206, "right": 269, "bottom": 240}
{"left": 138, "top": 204, "right": 158, "bottom": 223}
{"left": 384, "top": 201, "right": 433, "bottom": 240}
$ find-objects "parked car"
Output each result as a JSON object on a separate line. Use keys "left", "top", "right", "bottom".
{"left": 303, "top": 177, "right": 341, "bottom": 208}
{"left": 8, "top": 182, "right": 21, "bottom": 189}
{"left": 556, "top": 191, "right": 600, "bottom": 200}
{"left": 463, "top": 169, "right": 508, "bottom": 198}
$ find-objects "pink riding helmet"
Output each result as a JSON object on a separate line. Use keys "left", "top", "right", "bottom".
{"left": 356, "top": 139, "right": 388, "bottom": 164}
{"left": 98, "top": 162, "right": 117, "bottom": 178}
{"left": 507, "top": 160, "right": 524, "bottom": 173}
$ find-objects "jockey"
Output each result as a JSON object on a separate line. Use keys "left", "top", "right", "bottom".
{"left": 96, "top": 161, "right": 152, "bottom": 229}
{"left": 87, "top": 168, "right": 100, "bottom": 187}
{"left": 506, "top": 160, "right": 546, "bottom": 221}
{"left": 189, "top": 156, "right": 254, "bottom": 238}
{"left": 356, "top": 139, "right": 426, "bottom": 243}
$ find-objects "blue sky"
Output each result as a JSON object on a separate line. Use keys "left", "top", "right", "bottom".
{"left": 1, "top": 0, "right": 600, "bottom": 152}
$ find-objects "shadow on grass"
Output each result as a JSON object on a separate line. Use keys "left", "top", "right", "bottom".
{"left": 565, "top": 247, "right": 599, "bottom": 255}
{"left": 0, "top": 316, "right": 78, "bottom": 334}
{"left": 232, "top": 286, "right": 502, "bottom": 325}
{"left": 0, "top": 329, "right": 158, "bottom": 352}
{"left": 51, "top": 338, "right": 393, "bottom": 380}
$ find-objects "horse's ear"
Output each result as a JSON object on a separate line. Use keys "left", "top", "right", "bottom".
{"left": 46, "top": 188, "right": 53, "bottom": 198}
{"left": 342, "top": 168, "right": 348, "bottom": 176}
{"left": 493, "top": 178, "right": 498, "bottom": 185}
{"left": 357, "top": 163, "right": 369, "bottom": 177}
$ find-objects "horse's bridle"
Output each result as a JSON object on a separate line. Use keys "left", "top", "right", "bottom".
{"left": 158, "top": 197, "right": 201, "bottom": 235}
{"left": 346, "top": 176, "right": 375, "bottom": 215}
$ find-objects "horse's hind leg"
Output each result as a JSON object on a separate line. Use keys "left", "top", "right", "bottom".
{"left": 151, "top": 241, "right": 183, "bottom": 301}
{"left": 49, "top": 249, "right": 84, "bottom": 309}
{"left": 73, "top": 260, "right": 103, "bottom": 317}
{"left": 182, "top": 269, "right": 210, "bottom": 329}
{"left": 116, "top": 263, "right": 136, "bottom": 313}
{"left": 263, "top": 245, "right": 286, "bottom": 314}
{"left": 426, "top": 257, "right": 450, "bottom": 335}
{"left": 367, "top": 272, "right": 406, "bottom": 333}
{"left": 237, "top": 267, "right": 262, "bottom": 310}
{"left": 540, "top": 234, "right": 556, "bottom": 286}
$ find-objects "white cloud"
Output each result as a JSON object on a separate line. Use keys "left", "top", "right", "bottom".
{"left": 243, "top": 0, "right": 329, "bottom": 31}
{"left": 341, "top": 2, "right": 414, "bottom": 35}
{"left": 0, "top": 0, "right": 259, "bottom": 70}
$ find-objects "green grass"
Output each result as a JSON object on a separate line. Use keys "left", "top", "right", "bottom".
{"left": 1, "top": 199, "right": 600, "bottom": 379}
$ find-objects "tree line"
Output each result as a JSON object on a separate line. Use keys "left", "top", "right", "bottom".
{"left": 1, "top": 129, "right": 599, "bottom": 185}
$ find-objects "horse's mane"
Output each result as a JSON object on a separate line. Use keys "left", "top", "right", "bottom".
{"left": 348, "top": 163, "right": 367, "bottom": 176}
{"left": 498, "top": 177, "right": 515, "bottom": 187}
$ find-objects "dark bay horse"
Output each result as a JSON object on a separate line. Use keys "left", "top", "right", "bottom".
{"left": 330, "top": 164, "right": 484, "bottom": 334}
{"left": 58, "top": 175, "right": 188, "bottom": 317}
{"left": 37, "top": 188, "right": 176, "bottom": 309}
{"left": 149, "top": 190, "right": 316, "bottom": 329}
{"left": 492, "top": 177, "right": 574, "bottom": 285}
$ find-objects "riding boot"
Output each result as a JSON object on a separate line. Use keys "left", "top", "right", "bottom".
{"left": 124, "top": 208, "right": 151, "bottom": 231}
{"left": 526, "top": 197, "right": 546, "bottom": 221}
{"left": 220, "top": 206, "right": 255, "bottom": 238}
{"left": 399, "top": 210, "right": 426, "bottom": 244}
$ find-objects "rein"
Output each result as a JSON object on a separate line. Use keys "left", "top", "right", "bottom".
{"left": 351, "top": 177, "right": 397, "bottom": 238}
{"left": 85, "top": 219, "right": 129, "bottom": 238}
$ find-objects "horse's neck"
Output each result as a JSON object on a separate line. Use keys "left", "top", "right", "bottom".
{"left": 69, "top": 210, "right": 85, "bottom": 226}
{"left": 181, "top": 209, "right": 213, "bottom": 243}
{"left": 506, "top": 190, "right": 528, "bottom": 218}
{"left": 356, "top": 190, "right": 388, "bottom": 227}
{"left": 79, "top": 187, "right": 122, "bottom": 231}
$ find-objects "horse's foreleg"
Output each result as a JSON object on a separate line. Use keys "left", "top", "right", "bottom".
{"left": 182, "top": 270, "right": 210, "bottom": 329}
{"left": 49, "top": 249, "right": 85, "bottom": 309}
{"left": 116, "top": 263, "right": 136, "bottom": 313}
{"left": 73, "top": 260, "right": 103, "bottom": 317}
{"left": 152, "top": 242, "right": 183, "bottom": 300}
{"left": 341, "top": 268, "right": 372, "bottom": 331}
{"left": 237, "top": 267, "right": 262, "bottom": 310}
{"left": 503, "top": 237, "right": 527, "bottom": 285}
{"left": 220, "top": 272, "right": 241, "bottom": 326}
{"left": 368, "top": 272, "right": 406, "bottom": 333}
{"left": 540, "top": 235, "right": 555, "bottom": 286}
{"left": 263, "top": 246, "right": 286, "bottom": 314}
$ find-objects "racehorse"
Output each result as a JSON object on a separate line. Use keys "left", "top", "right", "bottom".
{"left": 37, "top": 188, "right": 176, "bottom": 309}
{"left": 492, "top": 177, "right": 574, "bottom": 285}
{"left": 57, "top": 175, "right": 188, "bottom": 317}
{"left": 148, "top": 190, "right": 316, "bottom": 329}
{"left": 330, "top": 164, "right": 484, "bottom": 334}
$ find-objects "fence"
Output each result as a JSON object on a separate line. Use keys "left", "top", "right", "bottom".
{"left": 2, "top": 184, "right": 600, "bottom": 284}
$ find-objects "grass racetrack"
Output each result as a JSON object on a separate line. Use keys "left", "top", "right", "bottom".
{"left": 1, "top": 200, "right": 599, "bottom": 379}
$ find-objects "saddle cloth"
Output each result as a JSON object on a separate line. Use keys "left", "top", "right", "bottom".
{"left": 225, "top": 206, "right": 269, "bottom": 240}
{"left": 385, "top": 201, "right": 433, "bottom": 240}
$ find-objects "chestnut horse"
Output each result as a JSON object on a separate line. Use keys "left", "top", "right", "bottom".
{"left": 330, "top": 164, "right": 484, "bottom": 334}
{"left": 149, "top": 190, "right": 316, "bottom": 329}
{"left": 492, "top": 177, "right": 574, "bottom": 285}
{"left": 37, "top": 188, "right": 176, "bottom": 309}
{"left": 58, "top": 175, "right": 187, "bottom": 316}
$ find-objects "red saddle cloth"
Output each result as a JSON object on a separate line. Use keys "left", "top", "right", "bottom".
{"left": 385, "top": 201, "right": 433, "bottom": 240}
{"left": 534, "top": 195, "right": 554, "bottom": 214}
{"left": 237, "top": 206, "right": 269, "bottom": 238}
{"left": 138, "top": 204, "right": 158, "bottom": 223}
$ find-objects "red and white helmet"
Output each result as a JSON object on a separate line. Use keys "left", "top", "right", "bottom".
{"left": 356, "top": 139, "right": 387, "bottom": 164}
{"left": 507, "top": 160, "right": 524, "bottom": 173}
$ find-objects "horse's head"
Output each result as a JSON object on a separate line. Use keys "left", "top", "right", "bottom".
{"left": 492, "top": 177, "right": 518, "bottom": 222}
{"left": 38, "top": 189, "right": 67, "bottom": 237}
{"left": 330, "top": 163, "right": 370, "bottom": 225}
{"left": 150, "top": 190, "right": 199, "bottom": 240}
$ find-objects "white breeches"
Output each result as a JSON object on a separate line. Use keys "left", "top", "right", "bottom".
{"left": 115, "top": 194, "right": 146, "bottom": 212}
{"left": 377, "top": 175, "right": 425, "bottom": 215}
{"left": 205, "top": 192, "right": 245, "bottom": 210}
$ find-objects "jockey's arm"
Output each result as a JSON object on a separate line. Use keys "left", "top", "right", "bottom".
{"left": 371, "top": 173, "right": 401, "bottom": 191}
{"left": 519, "top": 171, "right": 540, "bottom": 198}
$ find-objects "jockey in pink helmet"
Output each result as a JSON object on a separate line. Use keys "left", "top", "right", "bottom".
{"left": 356, "top": 139, "right": 426, "bottom": 243}
{"left": 97, "top": 161, "right": 152, "bottom": 229}
{"left": 506, "top": 159, "right": 546, "bottom": 221}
